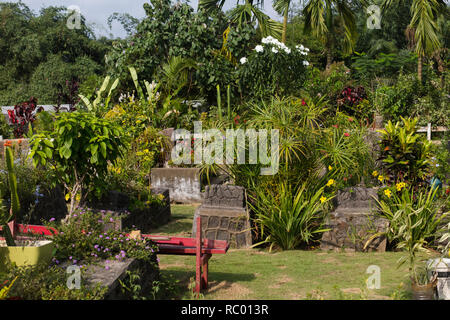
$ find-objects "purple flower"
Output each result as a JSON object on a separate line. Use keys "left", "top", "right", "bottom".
{"left": 105, "top": 266, "right": 110, "bottom": 270}
{"left": 49, "top": 217, "right": 55, "bottom": 222}
{"left": 73, "top": 260, "right": 77, "bottom": 264}
{"left": 94, "top": 244, "right": 99, "bottom": 249}
{"left": 69, "top": 256, "right": 72, "bottom": 260}
{"left": 99, "top": 235, "right": 103, "bottom": 238}
{"left": 110, "top": 218, "right": 114, "bottom": 222}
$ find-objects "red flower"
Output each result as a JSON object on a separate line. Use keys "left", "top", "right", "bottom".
{"left": 234, "top": 115, "right": 240, "bottom": 124}
{"left": 332, "top": 124, "right": 339, "bottom": 128}
{"left": 348, "top": 117, "right": 354, "bottom": 122}
{"left": 301, "top": 99, "right": 306, "bottom": 106}
{"left": 344, "top": 132, "right": 350, "bottom": 137}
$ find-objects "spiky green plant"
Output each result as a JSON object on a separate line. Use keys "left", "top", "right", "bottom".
{"left": 1, "top": 147, "right": 20, "bottom": 246}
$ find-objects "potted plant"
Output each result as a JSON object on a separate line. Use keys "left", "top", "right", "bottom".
{"left": 0, "top": 146, "right": 54, "bottom": 271}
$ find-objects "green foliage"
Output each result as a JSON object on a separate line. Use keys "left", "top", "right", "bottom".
{"left": 0, "top": 3, "right": 108, "bottom": 105}
{"left": 237, "top": 37, "right": 310, "bottom": 98}
{"left": 105, "top": 0, "right": 228, "bottom": 100}
{"left": 4, "top": 263, "right": 107, "bottom": 300}
{"left": 28, "top": 111, "right": 125, "bottom": 214}
{"left": 378, "top": 117, "right": 435, "bottom": 186}
{"left": 249, "top": 182, "right": 330, "bottom": 251}
{"left": 0, "top": 147, "right": 20, "bottom": 246}
{"left": 78, "top": 75, "right": 120, "bottom": 116}
{"left": 351, "top": 51, "right": 417, "bottom": 83}
{"left": 0, "top": 115, "right": 13, "bottom": 139}
{"left": 374, "top": 185, "right": 448, "bottom": 282}
{"left": 46, "top": 207, "right": 158, "bottom": 264}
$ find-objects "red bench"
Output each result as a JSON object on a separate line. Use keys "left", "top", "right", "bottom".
{"left": 1, "top": 216, "right": 229, "bottom": 294}
{"left": 142, "top": 216, "right": 229, "bottom": 294}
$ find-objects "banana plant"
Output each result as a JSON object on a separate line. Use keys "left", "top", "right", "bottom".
{"left": 79, "top": 76, "right": 120, "bottom": 115}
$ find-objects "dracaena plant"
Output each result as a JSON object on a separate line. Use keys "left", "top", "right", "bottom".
{"left": 28, "top": 112, "right": 125, "bottom": 215}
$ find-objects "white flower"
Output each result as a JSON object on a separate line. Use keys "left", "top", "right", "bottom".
{"left": 255, "top": 45, "right": 264, "bottom": 53}
{"left": 304, "top": 47, "right": 310, "bottom": 52}
{"left": 240, "top": 57, "right": 247, "bottom": 64}
{"left": 284, "top": 47, "right": 291, "bottom": 54}
{"left": 271, "top": 47, "right": 278, "bottom": 53}
{"left": 303, "top": 61, "right": 310, "bottom": 66}
{"left": 261, "top": 36, "right": 276, "bottom": 44}
{"left": 300, "top": 51, "right": 308, "bottom": 55}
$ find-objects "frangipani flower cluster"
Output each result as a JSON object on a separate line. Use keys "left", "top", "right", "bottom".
{"left": 251, "top": 36, "right": 310, "bottom": 66}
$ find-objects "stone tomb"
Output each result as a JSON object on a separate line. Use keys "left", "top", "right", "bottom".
{"left": 320, "top": 187, "right": 388, "bottom": 252}
{"left": 192, "top": 184, "right": 252, "bottom": 248}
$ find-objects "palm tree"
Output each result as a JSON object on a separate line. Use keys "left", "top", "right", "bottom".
{"left": 273, "top": 0, "right": 292, "bottom": 43}
{"left": 382, "top": 0, "right": 446, "bottom": 81}
{"left": 199, "top": 0, "right": 283, "bottom": 39}
{"left": 302, "top": 0, "right": 358, "bottom": 69}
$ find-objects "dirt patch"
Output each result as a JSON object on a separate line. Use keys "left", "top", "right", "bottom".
{"left": 277, "top": 265, "right": 287, "bottom": 270}
{"left": 206, "top": 281, "right": 252, "bottom": 299}
{"left": 268, "top": 274, "right": 293, "bottom": 289}
{"left": 341, "top": 287, "right": 362, "bottom": 295}
{"left": 320, "top": 257, "right": 340, "bottom": 264}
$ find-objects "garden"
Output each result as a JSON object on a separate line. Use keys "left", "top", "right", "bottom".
{"left": 0, "top": 0, "right": 449, "bottom": 301}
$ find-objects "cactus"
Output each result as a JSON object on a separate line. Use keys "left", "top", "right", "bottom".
{"left": 1, "top": 147, "right": 20, "bottom": 246}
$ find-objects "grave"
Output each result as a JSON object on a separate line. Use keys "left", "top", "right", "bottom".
{"left": 192, "top": 184, "right": 252, "bottom": 248}
{"left": 151, "top": 168, "right": 203, "bottom": 203}
{"left": 320, "top": 186, "right": 388, "bottom": 252}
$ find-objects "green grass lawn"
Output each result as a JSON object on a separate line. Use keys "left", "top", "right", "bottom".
{"left": 153, "top": 205, "right": 435, "bottom": 300}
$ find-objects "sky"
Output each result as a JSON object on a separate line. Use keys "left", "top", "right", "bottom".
{"left": 5, "top": 0, "right": 283, "bottom": 38}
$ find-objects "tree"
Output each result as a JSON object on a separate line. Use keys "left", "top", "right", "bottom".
{"left": 382, "top": 0, "right": 447, "bottom": 81}
{"left": 302, "top": 0, "right": 358, "bottom": 69}
{"left": 199, "top": 0, "right": 283, "bottom": 39}
{"left": 0, "top": 2, "right": 108, "bottom": 105}
{"left": 273, "top": 0, "right": 292, "bottom": 43}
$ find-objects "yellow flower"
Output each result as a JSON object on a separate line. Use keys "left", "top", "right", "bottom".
{"left": 326, "top": 179, "right": 335, "bottom": 187}
{"left": 378, "top": 175, "right": 384, "bottom": 182}
{"left": 372, "top": 170, "right": 378, "bottom": 177}
{"left": 75, "top": 194, "right": 81, "bottom": 202}
{"left": 384, "top": 189, "right": 392, "bottom": 198}
{"left": 328, "top": 165, "right": 333, "bottom": 171}
{"left": 158, "top": 194, "right": 164, "bottom": 201}
{"left": 396, "top": 182, "right": 406, "bottom": 192}
{"left": 320, "top": 196, "right": 327, "bottom": 203}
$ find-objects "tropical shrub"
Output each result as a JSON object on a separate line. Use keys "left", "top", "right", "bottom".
{"left": 377, "top": 117, "right": 435, "bottom": 186}
{"left": 28, "top": 111, "right": 125, "bottom": 214}
{"left": 373, "top": 185, "right": 448, "bottom": 282}
{"left": 7, "top": 97, "right": 38, "bottom": 138}
{"left": 237, "top": 36, "right": 310, "bottom": 99}
{"left": 249, "top": 182, "right": 331, "bottom": 251}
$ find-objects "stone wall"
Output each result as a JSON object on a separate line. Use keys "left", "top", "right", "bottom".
{"left": 321, "top": 187, "right": 388, "bottom": 252}
{"left": 84, "top": 257, "right": 160, "bottom": 300}
{"left": 192, "top": 184, "right": 252, "bottom": 248}
{"left": 151, "top": 168, "right": 203, "bottom": 203}
{"left": 87, "top": 188, "right": 171, "bottom": 233}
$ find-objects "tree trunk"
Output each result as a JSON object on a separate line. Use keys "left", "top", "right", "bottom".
{"left": 326, "top": 47, "right": 333, "bottom": 70}
{"left": 417, "top": 55, "right": 423, "bottom": 82}
{"left": 282, "top": 6, "right": 289, "bottom": 44}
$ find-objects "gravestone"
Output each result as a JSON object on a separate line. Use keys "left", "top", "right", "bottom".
{"left": 192, "top": 184, "right": 252, "bottom": 248}
{"left": 151, "top": 168, "right": 203, "bottom": 203}
{"left": 320, "top": 186, "right": 388, "bottom": 252}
